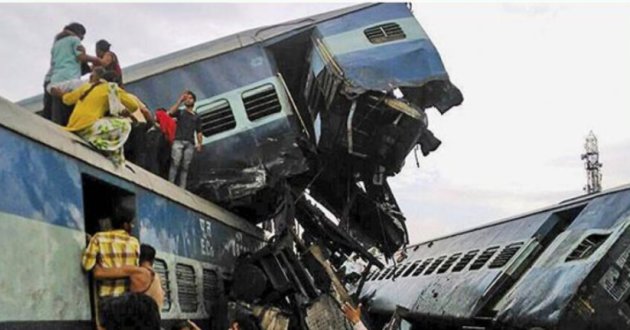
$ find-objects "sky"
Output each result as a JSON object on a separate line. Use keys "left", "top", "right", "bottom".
{"left": 1, "top": 2, "right": 630, "bottom": 244}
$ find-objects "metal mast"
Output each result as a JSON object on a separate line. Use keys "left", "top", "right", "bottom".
{"left": 581, "top": 131, "right": 602, "bottom": 194}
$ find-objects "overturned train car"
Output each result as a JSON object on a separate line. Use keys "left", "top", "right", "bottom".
{"left": 361, "top": 185, "right": 630, "bottom": 329}
{"left": 118, "top": 3, "right": 463, "bottom": 257}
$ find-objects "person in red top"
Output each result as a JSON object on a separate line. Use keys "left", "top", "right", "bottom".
{"left": 155, "top": 108, "right": 176, "bottom": 144}
{"left": 154, "top": 108, "right": 176, "bottom": 179}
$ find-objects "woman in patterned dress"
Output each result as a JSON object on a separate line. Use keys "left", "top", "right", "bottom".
{"left": 51, "top": 67, "right": 139, "bottom": 167}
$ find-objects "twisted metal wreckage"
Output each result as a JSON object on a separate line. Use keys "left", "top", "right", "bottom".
{"left": 19, "top": 3, "right": 463, "bottom": 329}
{"left": 133, "top": 4, "right": 461, "bottom": 327}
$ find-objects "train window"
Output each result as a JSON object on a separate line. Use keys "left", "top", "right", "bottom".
{"left": 197, "top": 99, "right": 236, "bottom": 137}
{"left": 452, "top": 250, "right": 479, "bottom": 272}
{"left": 176, "top": 263, "right": 199, "bottom": 313}
{"left": 470, "top": 246, "right": 500, "bottom": 270}
{"left": 402, "top": 259, "right": 422, "bottom": 277}
{"left": 378, "top": 267, "right": 392, "bottom": 280}
{"left": 242, "top": 83, "right": 282, "bottom": 121}
{"left": 153, "top": 258, "right": 172, "bottom": 312}
{"left": 566, "top": 234, "right": 610, "bottom": 262}
{"left": 393, "top": 263, "right": 410, "bottom": 279}
{"left": 424, "top": 256, "right": 446, "bottom": 275}
{"left": 438, "top": 253, "right": 462, "bottom": 274}
{"left": 385, "top": 266, "right": 398, "bottom": 280}
{"left": 364, "top": 22, "right": 406, "bottom": 44}
{"left": 364, "top": 270, "right": 375, "bottom": 281}
{"left": 367, "top": 269, "right": 380, "bottom": 281}
{"left": 202, "top": 269, "right": 221, "bottom": 315}
{"left": 413, "top": 258, "right": 432, "bottom": 276}
{"left": 489, "top": 242, "right": 524, "bottom": 268}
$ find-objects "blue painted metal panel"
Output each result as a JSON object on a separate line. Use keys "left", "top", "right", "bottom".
{"left": 309, "top": 3, "right": 450, "bottom": 92}
{"left": 125, "top": 45, "right": 276, "bottom": 111}
{"left": 316, "top": 3, "right": 410, "bottom": 37}
{"left": 0, "top": 128, "right": 84, "bottom": 231}
{"left": 137, "top": 189, "right": 263, "bottom": 267}
{"left": 334, "top": 39, "right": 448, "bottom": 91}
{"left": 0, "top": 126, "right": 263, "bottom": 267}
{"left": 569, "top": 190, "right": 630, "bottom": 230}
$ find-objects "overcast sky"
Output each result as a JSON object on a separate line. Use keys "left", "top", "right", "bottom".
{"left": 1, "top": 2, "right": 630, "bottom": 244}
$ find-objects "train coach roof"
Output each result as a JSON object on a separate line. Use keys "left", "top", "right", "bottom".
{"left": 0, "top": 96, "right": 263, "bottom": 238}
{"left": 406, "top": 182, "right": 630, "bottom": 250}
{"left": 18, "top": 3, "right": 376, "bottom": 112}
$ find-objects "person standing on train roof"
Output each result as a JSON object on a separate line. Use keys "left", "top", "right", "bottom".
{"left": 92, "top": 244, "right": 165, "bottom": 311}
{"left": 94, "top": 39, "right": 124, "bottom": 87}
{"left": 81, "top": 200, "right": 140, "bottom": 329}
{"left": 45, "top": 22, "right": 101, "bottom": 126}
{"left": 168, "top": 90, "right": 203, "bottom": 188}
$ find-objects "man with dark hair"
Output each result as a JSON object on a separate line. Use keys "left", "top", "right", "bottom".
{"left": 100, "top": 292, "right": 161, "bottom": 330}
{"left": 82, "top": 201, "right": 139, "bottom": 298}
{"left": 168, "top": 90, "right": 203, "bottom": 188}
{"left": 93, "top": 243, "right": 165, "bottom": 311}
{"left": 82, "top": 199, "right": 140, "bottom": 329}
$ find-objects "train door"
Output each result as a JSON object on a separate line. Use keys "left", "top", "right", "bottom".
{"left": 81, "top": 174, "right": 137, "bottom": 328}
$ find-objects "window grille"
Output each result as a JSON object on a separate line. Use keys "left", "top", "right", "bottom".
{"left": 470, "top": 246, "right": 500, "bottom": 270}
{"left": 438, "top": 253, "right": 462, "bottom": 274}
{"left": 413, "top": 258, "right": 433, "bottom": 276}
{"left": 176, "top": 263, "right": 199, "bottom": 313}
{"left": 424, "top": 256, "right": 446, "bottom": 275}
{"left": 489, "top": 242, "right": 524, "bottom": 268}
{"left": 202, "top": 269, "right": 220, "bottom": 314}
{"left": 198, "top": 99, "right": 236, "bottom": 137}
{"left": 452, "top": 250, "right": 479, "bottom": 272}
{"left": 364, "top": 22, "right": 406, "bottom": 44}
{"left": 242, "top": 84, "right": 282, "bottom": 121}
{"left": 402, "top": 260, "right": 421, "bottom": 277}
{"left": 566, "top": 234, "right": 610, "bottom": 261}
{"left": 153, "top": 259, "right": 171, "bottom": 312}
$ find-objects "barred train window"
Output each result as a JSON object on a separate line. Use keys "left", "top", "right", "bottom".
{"left": 364, "top": 22, "right": 406, "bottom": 44}
{"left": 413, "top": 258, "right": 432, "bottom": 277}
{"left": 202, "top": 269, "right": 220, "bottom": 315}
{"left": 424, "top": 256, "right": 446, "bottom": 275}
{"left": 153, "top": 259, "right": 171, "bottom": 312}
{"left": 242, "top": 84, "right": 282, "bottom": 121}
{"left": 402, "top": 259, "right": 422, "bottom": 277}
{"left": 438, "top": 253, "right": 462, "bottom": 274}
{"left": 566, "top": 234, "right": 610, "bottom": 262}
{"left": 470, "top": 246, "right": 500, "bottom": 270}
{"left": 198, "top": 99, "right": 236, "bottom": 137}
{"left": 452, "top": 250, "right": 479, "bottom": 272}
{"left": 176, "top": 263, "right": 199, "bottom": 313}
{"left": 489, "top": 242, "right": 524, "bottom": 268}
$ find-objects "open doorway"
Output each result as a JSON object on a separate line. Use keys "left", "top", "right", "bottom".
{"left": 82, "top": 174, "right": 137, "bottom": 236}
{"left": 81, "top": 173, "right": 137, "bottom": 327}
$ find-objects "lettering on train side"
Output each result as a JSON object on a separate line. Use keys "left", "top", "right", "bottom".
{"left": 232, "top": 232, "right": 248, "bottom": 257}
{"left": 199, "top": 218, "right": 215, "bottom": 257}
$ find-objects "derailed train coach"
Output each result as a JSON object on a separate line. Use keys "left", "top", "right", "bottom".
{"left": 116, "top": 2, "right": 463, "bottom": 257}
{"left": 19, "top": 4, "right": 462, "bottom": 258}
{"left": 360, "top": 185, "right": 630, "bottom": 329}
